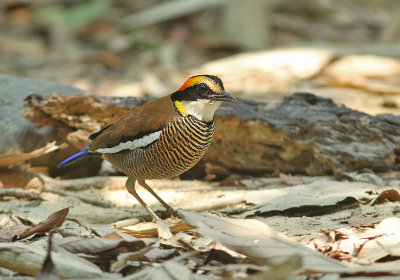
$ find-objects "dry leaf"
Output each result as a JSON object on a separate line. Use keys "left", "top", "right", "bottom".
{"left": 0, "top": 142, "right": 68, "bottom": 168}
{"left": 162, "top": 260, "right": 194, "bottom": 280}
{"left": 35, "top": 231, "right": 60, "bottom": 280}
{"left": 55, "top": 236, "right": 146, "bottom": 255}
{"left": 313, "top": 217, "right": 400, "bottom": 266}
{"left": 204, "top": 249, "right": 238, "bottom": 264}
{"left": 110, "top": 246, "right": 155, "bottom": 273}
{"left": 175, "top": 232, "right": 215, "bottom": 252}
{"left": 157, "top": 220, "right": 173, "bottom": 239}
{"left": 119, "top": 254, "right": 201, "bottom": 280}
{"left": 0, "top": 243, "right": 110, "bottom": 278}
{"left": 279, "top": 173, "right": 304, "bottom": 185}
{"left": 371, "top": 189, "right": 400, "bottom": 205}
{"left": 144, "top": 247, "right": 176, "bottom": 262}
{"left": 240, "top": 180, "right": 376, "bottom": 217}
{"left": 348, "top": 208, "right": 382, "bottom": 228}
{"left": 246, "top": 256, "right": 302, "bottom": 280}
{"left": 19, "top": 208, "right": 69, "bottom": 240}
{"left": 355, "top": 217, "right": 400, "bottom": 264}
{"left": 95, "top": 226, "right": 147, "bottom": 242}
{"left": 0, "top": 224, "right": 29, "bottom": 242}
{"left": 110, "top": 218, "right": 140, "bottom": 229}
{"left": 179, "top": 210, "right": 347, "bottom": 273}
{"left": 123, "top": 221, "right": 193, "bottom": 238}
{"left": 124, "top": 266, "right": 174, "bottom": 280}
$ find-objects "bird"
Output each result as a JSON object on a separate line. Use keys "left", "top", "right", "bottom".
{"left": 58, "top": 75, "right": 237, "bottom": 221}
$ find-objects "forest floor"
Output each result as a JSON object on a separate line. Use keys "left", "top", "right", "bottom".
{"left": 1, "top": 0, "right": 400, "bottom": 279}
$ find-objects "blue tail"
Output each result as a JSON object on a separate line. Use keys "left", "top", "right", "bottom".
{"left": 58, "top": 148, "right": 90, "bottom": 167}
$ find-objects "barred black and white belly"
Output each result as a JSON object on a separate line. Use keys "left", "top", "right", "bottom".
{"left": 102, "top": 116, "right": 215, "bottom": 179}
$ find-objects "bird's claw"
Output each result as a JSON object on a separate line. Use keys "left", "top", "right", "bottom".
{"left": 165, "top": 206, "right": 180, "bottom": 218}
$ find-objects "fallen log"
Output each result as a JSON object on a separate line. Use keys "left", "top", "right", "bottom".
{"left": 24, "top": 92, "right": 400, "bottom": 176}
{"left": 0, "top": 73, "right": 86, "bottom": 155}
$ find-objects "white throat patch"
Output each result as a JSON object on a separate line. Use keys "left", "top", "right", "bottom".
{"left": 183, "top": 100, "right": 222, "bottom": 122}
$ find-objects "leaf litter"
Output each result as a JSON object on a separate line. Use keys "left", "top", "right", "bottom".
{"left": 1, "top": 174, "right": 400, "bottom": 279}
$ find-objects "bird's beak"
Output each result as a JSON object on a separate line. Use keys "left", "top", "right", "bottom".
{"left": 211, "top": 91, "right": 237, "bottom": 102}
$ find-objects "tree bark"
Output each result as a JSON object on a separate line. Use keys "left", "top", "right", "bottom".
{"left": 24, "top": 92, "right": 400, "bottom": 176}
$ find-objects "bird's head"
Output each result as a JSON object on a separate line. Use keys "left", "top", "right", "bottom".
{"left": 171, "top": 75, "right": 237, "bottom": 122}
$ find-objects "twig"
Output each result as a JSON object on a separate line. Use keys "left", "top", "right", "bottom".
{"left": 110, "top": 218, "right": 140, "bottom": 229}
{"left": 43, "top": 186, "right": 114, "bottom": 208}
{"left": 0, "top": 142, "right": 67, "bottom": 168}
{"left": 0, "top": 188, "right": 42, "bottom": 200}
{"left": 39, "top": 175, "right": 126, "bottom": 191}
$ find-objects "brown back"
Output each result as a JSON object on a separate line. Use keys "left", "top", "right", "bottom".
{"left": 89, "top": 95, "right": 180, "bottom": 151}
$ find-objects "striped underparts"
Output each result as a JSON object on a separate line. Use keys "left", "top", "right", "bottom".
{"left": 102, "top": 115, "right": 215, "bottom": 179}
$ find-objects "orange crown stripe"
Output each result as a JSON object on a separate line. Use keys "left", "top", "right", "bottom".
{"left": 178, "top": 76, "right": 204, "bottom": 91}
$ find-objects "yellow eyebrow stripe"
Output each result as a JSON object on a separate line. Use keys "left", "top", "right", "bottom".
{"left": 178, "top": 76, "right": 204, "bottom": 91}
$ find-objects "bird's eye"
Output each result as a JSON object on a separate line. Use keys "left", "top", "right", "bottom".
{"left": 198, "top": 83, "right": 208, "bottom": 94}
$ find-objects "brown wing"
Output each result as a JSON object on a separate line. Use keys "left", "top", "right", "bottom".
{"left": 89, "top": 95, "right": 179, "bottom": 152}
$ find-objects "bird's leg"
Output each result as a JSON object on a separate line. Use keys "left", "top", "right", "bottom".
{"left": 137, "top": 179, "right": 179, "bottom": 217}
{"left": 126, "top": 178, "right": 162, "bottom": 222}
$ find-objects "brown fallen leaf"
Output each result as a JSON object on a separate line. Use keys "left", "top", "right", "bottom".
{"left": 348, "top": 208, "right": 382, "bottom": 228}
{"left": 0, "top": 141, "right": 68, "bottom": 168}
{"left": 0, "top": 224, "right": 29, "bottom": 242}
{"left": 19, "top": 207, "right": 69, "bottom": 240}
{"left": 371, "top": 189, "right": 400, "bottom": 205}
{"left": 102, "top": 232, "right": 124, "bottom": 240}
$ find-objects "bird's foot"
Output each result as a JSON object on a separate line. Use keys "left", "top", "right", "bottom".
{"left": 165, "top": 205, "right": 181, "bottom": 218}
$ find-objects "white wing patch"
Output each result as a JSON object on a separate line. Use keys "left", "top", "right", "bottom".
{"left": 96, "top": 130, "right": 162, "bottom": 153}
